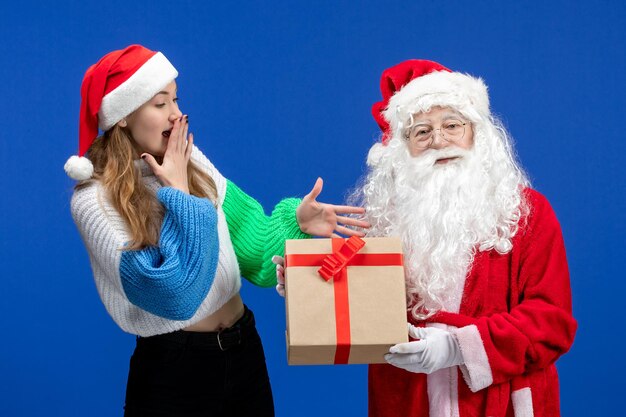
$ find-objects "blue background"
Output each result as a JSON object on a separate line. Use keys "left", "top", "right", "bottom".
{"left": 1, "top": 1, "right": 624, "bottom": 416}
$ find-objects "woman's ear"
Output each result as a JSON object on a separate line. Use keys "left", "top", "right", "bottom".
{"left": 117, "top": 119, "right": 128, "bottom": 128}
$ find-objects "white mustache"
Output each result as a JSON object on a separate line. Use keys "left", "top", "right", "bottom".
{"left": 419, "top": 147, "right": 470, "bottom": 164}
{"left": 401, "top": 147, "right": 472, "bottom": 174}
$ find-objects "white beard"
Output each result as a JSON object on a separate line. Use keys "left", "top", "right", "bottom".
{"left": 356, "top": 128, "right": 528, "bottom": 320}
{"left": 390, "top": 147, "right": 487, "bottom": 316}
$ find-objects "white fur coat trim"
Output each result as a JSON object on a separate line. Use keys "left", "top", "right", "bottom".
{"left": 454, "top": 324, "right": 494, "bottom": 392}
{"left": 512, "top": 387, "right": 534, "bottom": 417}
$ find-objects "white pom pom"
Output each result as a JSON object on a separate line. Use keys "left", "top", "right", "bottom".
{"left": 494, "top": 238, "right": 513, "bottom": 254}
{"left": 64, "top": 155, "right": 94, "bottom": 180}
{"left": 367, "top": 142, "right": 386, "bottom": 167}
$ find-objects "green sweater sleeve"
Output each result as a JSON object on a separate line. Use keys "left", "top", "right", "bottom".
{"left": 222, "top": 179, "right": 311, "bottom": 287}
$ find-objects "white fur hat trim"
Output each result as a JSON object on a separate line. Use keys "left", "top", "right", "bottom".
{"left": 382, "top": 70, "right": 489, "bottom": 135}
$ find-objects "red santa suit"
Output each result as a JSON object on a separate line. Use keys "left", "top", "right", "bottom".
{"left": 369, "top": 189, "right": 577, "bottom": 417}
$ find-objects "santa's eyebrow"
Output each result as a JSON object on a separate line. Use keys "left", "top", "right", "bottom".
{"left": 412, "top": 112, "right": 465, "bottom": 124}
{"left": 440, "top": 112, "right": 465, "bottom": 120}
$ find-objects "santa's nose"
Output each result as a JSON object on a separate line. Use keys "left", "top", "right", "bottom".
{"left": 429, "top": 130, "right": 449, "bottom": 149}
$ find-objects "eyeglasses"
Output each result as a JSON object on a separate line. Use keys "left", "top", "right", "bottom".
{"left": 404, "top": 120, "right": 467, "bottom": 149}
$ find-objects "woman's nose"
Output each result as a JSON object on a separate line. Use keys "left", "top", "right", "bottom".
{"left": 169, "top": 109, "right": 183, "bottom": 121}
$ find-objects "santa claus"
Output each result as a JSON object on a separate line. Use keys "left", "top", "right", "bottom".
{"left": 355, "top": 60, "right": 577, "bottom": 417}
{"left": 274, "top": 59, "right": 576, "bottom": 417}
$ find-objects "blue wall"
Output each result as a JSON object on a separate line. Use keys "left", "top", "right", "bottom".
{"left": 1, "top": 1, "right": 624, "bottom": 415}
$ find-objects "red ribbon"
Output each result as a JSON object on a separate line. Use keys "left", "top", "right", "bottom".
{"left": 318, "top": 236, "right": 365, "bottom": 281}
{"left": 285, "top": 237, "right": 404, "bottom": 364}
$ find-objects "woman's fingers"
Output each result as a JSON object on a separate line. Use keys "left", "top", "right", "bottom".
{"left": 152, "top": 115, "right": 191, "bottom": 193}
{"left": 276, "top": 283, "right": 285, "bottom": 297}
{"left": 165, "top": 116, "right": 193, "bottom": 159}
{"left": 329, "top": 204, "right": 366, "bottom": 215}
{"left": 276, "top": 265, "right": 285, "bottom": 284}
{"left": 336, "top": 215, "right": 370, "bottom": 229}
{"left": 167, "top": 117, "right": 181, "bottom": 153}
{"left": 180, "top": 115, "right": 189, "bottom": 153}
{"left": 174, "top": 116, "right": 183, "bottom": 153}
{"left": 185, "top": 132, "right": 194, "bottom": 161}
{"left": 335, "top": 225, "right": 366, "bottom": 237}
{"left": 271, "top": 255, "right": 285, "bottom": 267}
{"left": 324, "top": 215, "right": 370, "bottom": 237}
{"left": 141, "top": 153, "right": 160, "bottom": 173}
{"left": 273, "top": 255, "right": 286, "bottom": 297}
{"left": 304, "top": 178, "right": 323, "bottom": 202}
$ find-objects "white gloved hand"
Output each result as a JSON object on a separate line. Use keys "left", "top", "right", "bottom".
{"left": 272, "top": 255, "right": 285, "bottom": 297}
{"left": 384, "top": 324, "right": 464, "bottom": 374}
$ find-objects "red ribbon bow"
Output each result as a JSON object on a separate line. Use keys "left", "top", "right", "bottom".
{"left": 317, "top": 236, "right": 366, "bottom": 281}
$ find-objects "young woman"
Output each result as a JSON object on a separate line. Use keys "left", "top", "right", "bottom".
{"left": 65, "top": 44, "right": 367, "bottom": 417}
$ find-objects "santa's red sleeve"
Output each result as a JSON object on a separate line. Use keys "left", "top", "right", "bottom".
{"left": 451, "top": 190, "right": 577, "bottom": 392}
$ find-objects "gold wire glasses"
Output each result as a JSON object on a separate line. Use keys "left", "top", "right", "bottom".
{"left": 404, "top": 120, "right": 467, "bottom": 149}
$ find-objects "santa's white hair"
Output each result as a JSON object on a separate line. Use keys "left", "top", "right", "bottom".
{"left": 349, "top": 101, "right": 530, "bottom": 320}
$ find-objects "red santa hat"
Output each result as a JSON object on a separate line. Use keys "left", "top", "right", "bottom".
{"left": 371, "top": 59, "right": 490, "bottom": 146}
{"left": 64, "top": 44, "right": 178, "bottom": 180}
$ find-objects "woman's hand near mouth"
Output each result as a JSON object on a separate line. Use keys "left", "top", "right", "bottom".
{"left": 142, "top": 115, "right": 192, "bottom": 193}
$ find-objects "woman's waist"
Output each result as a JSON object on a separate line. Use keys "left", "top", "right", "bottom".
{"left": 138, "top": 301, "right": 258, "bottom": 351}
{"left": 183, "top": 293, "right": 245, "bottom": 332}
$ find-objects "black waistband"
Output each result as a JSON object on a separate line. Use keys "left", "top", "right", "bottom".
{"left": 138, "top": 306, "right": 257, "bottom": 351}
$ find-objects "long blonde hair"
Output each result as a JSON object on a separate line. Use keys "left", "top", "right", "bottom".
{"left": 78, "top": 125, "right": 218, "bottom": 250}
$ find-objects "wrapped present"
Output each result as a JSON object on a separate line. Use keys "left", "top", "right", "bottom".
{"left": 284, "top": 236, "right": 408, "bottom": 365}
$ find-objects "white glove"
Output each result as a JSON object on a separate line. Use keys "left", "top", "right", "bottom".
{"left": 384, "top": 324, "right": 464, "bottom": 374}
{"left": 272, "top": 255, "right": 285, "bottom": 297}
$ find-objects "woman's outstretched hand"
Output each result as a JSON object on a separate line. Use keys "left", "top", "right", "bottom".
{"left": 296, "top": 178, "right": 370, "bottom": 237}
{"left": 142, "top": 115, "right": 193, "bottom": 194}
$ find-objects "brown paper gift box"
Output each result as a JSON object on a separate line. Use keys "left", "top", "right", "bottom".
{"left": 284, "top": 237, "right": 409, "bottom": 365}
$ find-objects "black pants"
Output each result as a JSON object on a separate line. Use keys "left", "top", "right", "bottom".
{"left": 124, "top": 307, "right": 274, "bottom": 417}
